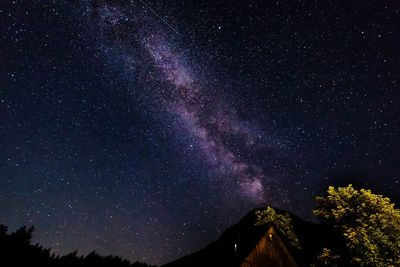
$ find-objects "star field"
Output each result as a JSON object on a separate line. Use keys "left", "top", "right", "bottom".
{"left": 1, "top": 0, "right": 399, "bottom": 265}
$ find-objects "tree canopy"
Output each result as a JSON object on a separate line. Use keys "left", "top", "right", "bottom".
{"left": 314, "top": 184, "right": 400, "bottom": 267}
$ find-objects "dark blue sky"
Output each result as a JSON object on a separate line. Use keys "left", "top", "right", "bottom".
{"left": 1, "top": 0, "right": 399, "bottom": 265}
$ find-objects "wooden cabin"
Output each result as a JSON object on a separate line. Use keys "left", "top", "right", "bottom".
{"left": 239, "top": 225, "right": 298, "bottom": 267}
{"left": 163, "top": 208, "right": 346, "bottom": 267}
{"left": 163, "top": 210, "right": 301, "bottom": 267}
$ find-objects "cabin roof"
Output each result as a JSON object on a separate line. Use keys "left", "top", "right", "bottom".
{"left": 163, "top": 207, "right": 346, "bottom": 267}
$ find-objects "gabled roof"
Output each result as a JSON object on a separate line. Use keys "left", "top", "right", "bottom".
{"left": 238, "top": 224, "right": 298, "bottom": 267}
{"left": 163, "top": 207, "right": 347, "bottom": 267}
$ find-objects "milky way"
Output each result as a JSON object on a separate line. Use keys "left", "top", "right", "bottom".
{"left": 89, "top": 1, "right": 285, "bottom": 204}
{"left": 2, "top": 0, "right": 399, "bottom": 265}
{"left": 144, "top": 35, "right": 267, "bottom": 202}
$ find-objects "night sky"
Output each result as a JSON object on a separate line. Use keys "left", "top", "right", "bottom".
{"left": 1, "top": 0, "right": 399, "bottom": 265}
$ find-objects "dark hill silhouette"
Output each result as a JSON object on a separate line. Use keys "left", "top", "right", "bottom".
{"left": 0, "top": 207, "right": 352, "bottom": 267}
{"left": 163, "top": 207, "right": 350, "bottom": 267}
{"left": 0, "top": 224, "right": 155, "bottom": 267}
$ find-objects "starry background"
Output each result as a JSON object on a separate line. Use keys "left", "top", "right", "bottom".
{"left": 1, "top": 0, "right": 399, "bottom": 265}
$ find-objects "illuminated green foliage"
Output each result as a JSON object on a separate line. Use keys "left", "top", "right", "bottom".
{"left": 314, "top": 185, "right": 400, "bottom": 267}
{"left": 315, "top": 248, "right": 341, "bottom": 267}
{"left": 255, "top": 206, "right": 301, "bottom": 250}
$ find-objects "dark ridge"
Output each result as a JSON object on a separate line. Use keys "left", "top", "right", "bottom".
{"left": 163, "top": 207, "right": 349, "bottom": 267}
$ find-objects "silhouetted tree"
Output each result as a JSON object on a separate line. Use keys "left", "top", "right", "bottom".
{"left": 0, "top": 224, "right": 156, "bottom": 267}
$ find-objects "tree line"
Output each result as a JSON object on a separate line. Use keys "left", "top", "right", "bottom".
{"left": 0, "top": 224, "right": 155, "bottom": 267}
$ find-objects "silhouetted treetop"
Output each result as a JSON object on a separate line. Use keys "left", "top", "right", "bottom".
{"left": 0, "top": 224, "right": 156, "bottom": 267}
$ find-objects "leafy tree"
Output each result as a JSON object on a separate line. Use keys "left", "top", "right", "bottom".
{"left": 314, "top": 248, "right": 341, "bottom": 267}
{"left": 314, "top": 184, "right": 400, "bottom": 267}
{"left": 255, "top": 206, "right": 301, "bottom": 249}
